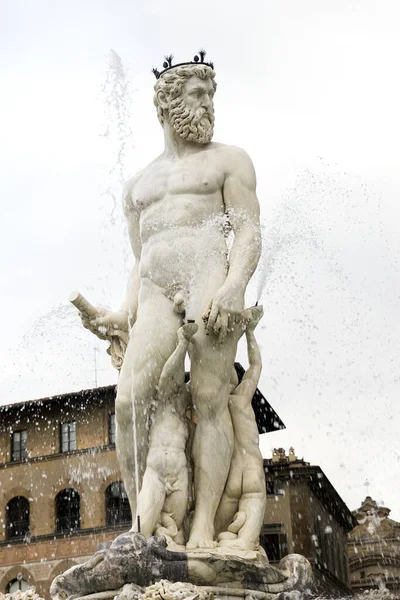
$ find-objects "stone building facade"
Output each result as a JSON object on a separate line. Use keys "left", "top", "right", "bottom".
{"left": 0, "top": 386, "right": 127, "bottom": 598}
{"left": 262, "top": 448, "right": 356, "bottom": 596}
{"left": 348, "top": 496, "right": 400, "bottom": 596}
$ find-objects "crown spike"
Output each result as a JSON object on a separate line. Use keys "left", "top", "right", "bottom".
{"left": 152, "top": 49, "right": 214, "bottom": 78}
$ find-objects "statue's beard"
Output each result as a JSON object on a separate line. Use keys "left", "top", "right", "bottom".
{"left": 168, "top": 98, "right": 215, "bottom": 144}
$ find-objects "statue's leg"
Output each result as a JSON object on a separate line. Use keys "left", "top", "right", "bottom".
{"left": 137, "top": 464, "right": 166, "bottom": 537}
{"left": 115, "top": 278, "right": 182, "bottom": 521}
{"left": 214, "top": 444, "right": 242, "bottom": 535}
{"left": 186, "top": 327, "right": 240, "bottom": 549}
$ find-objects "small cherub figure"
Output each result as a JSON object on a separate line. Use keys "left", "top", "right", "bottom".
{"left": 215, "top": 305, "right": 267, "bottom": 550}
{"left": 137, "top": 322, "right": 198, "bottom": 542}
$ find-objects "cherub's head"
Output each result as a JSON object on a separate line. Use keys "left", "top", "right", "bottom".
{"left": 153, "top": 64, "right": 216, "bottom": 144}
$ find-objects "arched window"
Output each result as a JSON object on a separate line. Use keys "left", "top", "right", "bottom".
{"left": 6, "top": 496, "right": 30, "bottom": 540}
{"left": 55, "top": 488, "right": 80, "bottom": 533}
{"left": 105, "top": 481, "right": 131, "bottom": 527}
{"left": 7, "top": 578, "right": 30, "bottom": 593}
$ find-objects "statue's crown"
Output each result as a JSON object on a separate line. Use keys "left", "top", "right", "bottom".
{"left": 152, "top": 49, "right": 214, "bottom": 79}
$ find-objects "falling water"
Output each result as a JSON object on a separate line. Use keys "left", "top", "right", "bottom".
{"left": 101, "top": 49, "right": 133, "bottom": 224}
{"left": 255, "top": 167, "right": 350, "bottom": 304}
{"left": 102, "top": 49, "right": 141, "bottom": 529}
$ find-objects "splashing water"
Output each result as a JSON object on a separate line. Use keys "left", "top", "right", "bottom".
{"left": 101, "top": 49, "right": 133, "bottom": 225}
{"left": 101, "top": 50, "right": 141, "bottom": 530}
{"left": 254, "top": 165, "right": 387, "bottom": 304}
{"left": 98, "top": 49, "right": 135, "bottom": 302}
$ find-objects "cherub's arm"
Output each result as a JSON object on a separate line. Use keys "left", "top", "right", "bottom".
{"left": 157, "top": 342, "right": 188, "bottom": 401}
{"left": 158, "top": 324, "right": 198, "bottom": 402}
{"left": 232, "top": 309, "right": 263, "bottom": 402}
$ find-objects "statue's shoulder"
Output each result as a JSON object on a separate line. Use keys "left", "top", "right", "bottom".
{"left": 213, "top": 144, "right": 255, "bottom": 178}
{"left": 212, "top": 143, "right": 253, "bottom": 163}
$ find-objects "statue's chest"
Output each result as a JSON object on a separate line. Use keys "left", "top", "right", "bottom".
{"left": 132, "top": 156, "right": 223, "bottom": 213}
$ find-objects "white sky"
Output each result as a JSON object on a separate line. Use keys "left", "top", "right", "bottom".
{"left": 1, "top": 0, "right": 399, "bottom": 519}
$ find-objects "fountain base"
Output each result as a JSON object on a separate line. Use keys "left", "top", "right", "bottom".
{"left": 50, "top": 533, "right": 313, "bottom": 600}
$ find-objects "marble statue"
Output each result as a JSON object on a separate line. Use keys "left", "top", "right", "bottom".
{"left": 65, "top": 51, "right": 313, "bottom": 600}
{"left": 79, "top": 55, "right": 261, "bottom": 550}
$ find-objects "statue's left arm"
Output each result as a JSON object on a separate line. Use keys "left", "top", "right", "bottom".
{"left": 207, "top": 147, "right": 261, "bottom": 339}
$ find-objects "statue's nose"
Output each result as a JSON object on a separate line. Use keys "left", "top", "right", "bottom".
{"left": 202, "top": 95, "right": 211, "bottom": 108}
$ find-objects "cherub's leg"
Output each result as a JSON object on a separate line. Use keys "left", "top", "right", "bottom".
{"left": 161, "top": 467, "right": 189, "bottom": 540}
{"left": 138, "top": 465, "right": 166, "bottom": 538}
{"left": 155, "top": 513, "right": 178, "bottom": 541}
{"left": 220, "top": 404, "right": 266, "bottom": 550}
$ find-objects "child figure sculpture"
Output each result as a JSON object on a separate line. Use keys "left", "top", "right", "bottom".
{"left": 216, "top": 305, "right": 267, "bottom": 550}
{"left": 138, "top": 322, "right": 198, "bottom": 542}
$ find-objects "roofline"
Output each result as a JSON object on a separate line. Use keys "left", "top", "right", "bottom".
{"left": 0, "top": 384, "right": 116, "bottom": 412}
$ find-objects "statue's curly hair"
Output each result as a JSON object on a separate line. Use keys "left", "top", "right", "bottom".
{"left": 153, "top": 64, "right": 217, "bottom": 125}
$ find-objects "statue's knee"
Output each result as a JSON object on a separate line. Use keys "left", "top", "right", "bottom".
{"left": 194, "top": 386, "right": 224, "bottom": 420}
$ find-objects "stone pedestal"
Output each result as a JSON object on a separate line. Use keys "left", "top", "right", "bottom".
{"left": 50, "top": 533, "right": 313, "bottom": 600}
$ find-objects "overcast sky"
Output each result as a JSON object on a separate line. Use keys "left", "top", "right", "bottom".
{"left": 1, "top": 0, "right": 399, "bottom": 519}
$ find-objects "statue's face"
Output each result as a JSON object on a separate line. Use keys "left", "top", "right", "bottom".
{"left": 168, "top": 75, "right": 215, "bottom": 144}
{"left": 182, "top": 76, "right": 215, "bottom": 114}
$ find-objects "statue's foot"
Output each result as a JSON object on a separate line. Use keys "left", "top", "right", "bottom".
{"left": 186, "top": 530, "right": 217, "bottom": 550}
{"left": 218, "top": 536, "right": 257, "bottom": 551}
{"left": 227, "top": 511, "right": 246, "bottom": 534}
{"left": 177, "top": 322, "right": 199, "bottom": 343}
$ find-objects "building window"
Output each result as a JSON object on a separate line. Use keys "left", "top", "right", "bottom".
{"left": 360, "top": 570, "right": 365, "bottom": 579}
{"left": 266, "top": 480, "right": 276, "bottom": 495}
{"left": 109, "top": 413, "right": 116, "bottom": 445}
{"left": 11, "top": 430, "right": 27, "bottom": 462}
{"left": 260, "top": 530, "right": 288, "bottom": 561}
{"left": 55, "top": 488, "right": 80, "bottom": 533}
{"left": 6, "top": 496, "right": 30, "bottom": 540}
{"left": 105, "top": 481, "right": 131, "bottom": 527}
{"left": 60, "top": 422, "right": 76, "bottom": 452}
{"left": 7, "top": 578, "right": 30, "bottom": 593}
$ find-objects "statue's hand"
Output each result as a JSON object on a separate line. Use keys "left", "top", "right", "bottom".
{"left": 80, "top": 308, "right": 129, "bottom": 340}
{"left": 203, "top": 284, "right": 244, "bottom": 342}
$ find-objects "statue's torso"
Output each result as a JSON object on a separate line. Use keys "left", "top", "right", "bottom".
{"left": 128, "top": 144, "right": 231, "bottom": 290}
